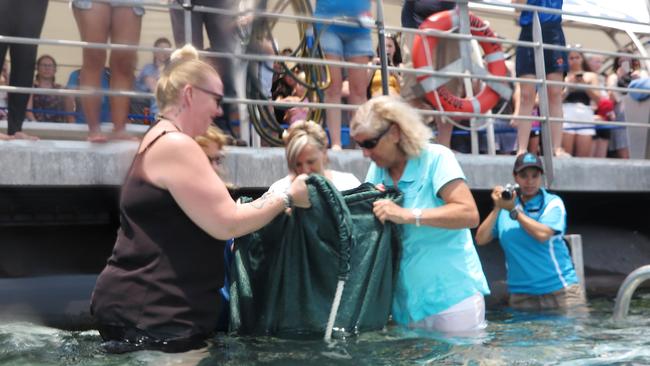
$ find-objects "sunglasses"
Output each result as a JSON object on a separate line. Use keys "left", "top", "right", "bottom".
{"left": 193, "top": 85, "right": 223, "bottom": 108}
{"left": 355, "top": 125, "right": 392, "bottom": 149}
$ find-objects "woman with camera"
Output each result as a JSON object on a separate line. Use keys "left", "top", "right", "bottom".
{"left": 475, "top": 153, "right": 585, "bottom": 311}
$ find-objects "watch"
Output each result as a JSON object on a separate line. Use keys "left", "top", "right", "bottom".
{"left": 412, "top": 208, "right": 422, "bottom": 227}
{"left": 509, "top": 208, "right": 519, "bottom": 220}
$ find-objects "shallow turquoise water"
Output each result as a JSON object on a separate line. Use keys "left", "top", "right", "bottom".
{"left": 3, "top": 297, "right": 650, "bottom": 365}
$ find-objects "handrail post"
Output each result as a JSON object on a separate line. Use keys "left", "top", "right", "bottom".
{"left": 613, "top": 265, "right": 650, "bottom": 321}
{"left": 565, "top": 234, "right": 585, "bottom": 293}
{"left": 457, "top": 1, "right": 479, "bottom": 154}
{"left": 183, "top": 0, "right": 193, "bottom": 46}
{"left": 375, "top": 0, "right": 389, "bottom": 96}
{"left": 531, "top": 10, "right": 555, "bottom": 186}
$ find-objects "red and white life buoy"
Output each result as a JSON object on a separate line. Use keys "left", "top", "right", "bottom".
{"left": 412, "top": 10, "right": 508, "bottom": 114}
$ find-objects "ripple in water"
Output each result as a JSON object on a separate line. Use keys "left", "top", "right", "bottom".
{"left": 1, "top": 298, "right": 650, "bottom": 365}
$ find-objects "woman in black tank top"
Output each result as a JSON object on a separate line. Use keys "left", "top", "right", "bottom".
{"left": 90, "top": 44, "right": 311, "bottom": 353}
{"left": 561, "top": 49, "right": 602, "bottom": 157}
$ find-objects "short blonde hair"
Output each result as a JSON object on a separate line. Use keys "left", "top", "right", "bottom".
{"left": 155, "top": 44, "right": 220, "bottom": 112}
{"left": 282, "top": 120, "right": 328, "bottom": 174}
{"left": 195, "top": 124, "right": 228, "bottom": 151}
{"left": 350, "top": 96, "right": 432, "bottom": 158}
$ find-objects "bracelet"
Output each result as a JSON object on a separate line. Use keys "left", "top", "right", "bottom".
{"left": 280, "top": 191, "right": 293, "bottom": 209}
{"left": 412, "top": 208, "right": 422, "bottom": 227}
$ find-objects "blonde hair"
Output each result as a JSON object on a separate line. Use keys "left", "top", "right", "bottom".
{"left": 195, "top": 125, "right": 231, "bottom": 183}
{"left": 350, "top": 96, "right": 432, "bottom": 158}
{"left": 195, "top": 124, "right": 228, "bottom": 151}
{"left": 155, "top": 44, "right": 219, "bottom": 112}
{"left": 282, "top": 120, "right": 328, "bottom": 174}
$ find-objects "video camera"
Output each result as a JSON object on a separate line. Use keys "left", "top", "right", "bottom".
{"left": 501, "top": 183, "right": 520, "bottom": 200}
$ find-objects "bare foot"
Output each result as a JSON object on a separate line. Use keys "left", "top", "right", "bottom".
{"left": 330, "top": 144, "right": 342, "bottom": 151}
{"left": 12, "top": 131, "right": 39, "bottom": 140}
{"left": 0, "top": 132, "right": 11, "bottom": 140}
{"left": 110, "top": 130, "right": 140, "bottom": 142}
{"left": 554, "top": 148, "right": 572, "bottom": 158}
{"left": 87, "top": 132, "right": 109, "bottom": 143}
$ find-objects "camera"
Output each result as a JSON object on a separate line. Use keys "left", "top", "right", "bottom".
{"left": 501, "top": 183, "right": 520, "bottom": 200}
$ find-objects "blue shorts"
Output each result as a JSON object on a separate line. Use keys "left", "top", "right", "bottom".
{"left": 319, "top": 29, "right": 373, "bottom": 59}
{"left": 71, "top": 0, "right": 145, "bottom": 16}
{"left": 515, "top": 22, "right": 567, "bottom": 76}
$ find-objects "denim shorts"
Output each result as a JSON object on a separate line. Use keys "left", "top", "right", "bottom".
{"left": 318, "top": 29, "right": 373, "bottom": 59}
{"left": 515, "top": 22, "right": 567, "bottom": 76}
{"left": 71, "top": 0, "right": 145, "bottom": 16}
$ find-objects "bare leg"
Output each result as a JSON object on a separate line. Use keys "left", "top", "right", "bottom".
{"left": 592, "top": 137, "right": 608, "bottom": 158}
{"left": 345, "top": 55, "right": 370, "bottom": 147}
{"left": 561, "top": 132, "right": 575, "bottom": 156}
{"left": 514, "top": 76, "right": 535, "bottom": 155}
{"left": 324, "top": 55, "right": 343, "bottom": 150}
{"left": 574, "top": 135, "right": 593, "bottom": 157}
{"left": 109, "top": 6, "right": 142, "bottom": 140}
{"left": 73, "top": 4, "right": 111, "bottom": 142}
{"left": 546, "top": 72, "right": 569, "bottom": 157}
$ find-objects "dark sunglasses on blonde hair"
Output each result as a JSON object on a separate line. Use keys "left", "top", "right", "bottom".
{"left": 355, "top": 124, "right": 392, "bottom": 149}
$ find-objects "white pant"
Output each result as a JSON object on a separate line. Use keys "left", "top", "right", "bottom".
{"left": 409, "top": 293, "right": 486, "bottom": 334}
{"left": 563, "top": 103, "right": 596, "bottom": 135}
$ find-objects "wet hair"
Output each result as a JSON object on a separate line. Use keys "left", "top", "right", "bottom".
{"left": 350, "top": 96, "right": 432, "bottom": 158}
{"left": 282, "top": 120, "right": 328, "bottom": 174}
{"left": 35, "top": 54, "right": 57, "bottom": 82}
{"left": 155, "top": 44, "right": 220, "bottom": 112}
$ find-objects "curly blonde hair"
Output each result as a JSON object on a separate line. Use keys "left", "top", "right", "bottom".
{"left": 350, "top": 96, "right": 432, "bottom": 158}
{"left": 155, "top": 44, "right": 220, "bottom": 112}
{"left": 282, "top": 120, "right": 328, "bottom": 174}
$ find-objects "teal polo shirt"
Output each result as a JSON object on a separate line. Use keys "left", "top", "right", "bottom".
{"left": 366, "top": 144, "right": 490, "bottom": 324}
{"left": 492, "top": 188, "right": 578, "bottom": 294}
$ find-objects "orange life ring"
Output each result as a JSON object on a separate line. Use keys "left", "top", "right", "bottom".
{"left": 412, "top": 10, "right": 507, "bottom": 114}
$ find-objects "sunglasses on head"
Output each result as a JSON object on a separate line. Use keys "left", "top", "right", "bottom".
{"left": 355, "top": 124, "right": 392, "bottom": 149}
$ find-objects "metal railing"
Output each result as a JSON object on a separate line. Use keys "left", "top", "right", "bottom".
{"left": 2, "top": 0, "right": 650, "bottom": 181}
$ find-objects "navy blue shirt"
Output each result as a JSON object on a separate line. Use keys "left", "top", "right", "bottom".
{"left": 401, "top": 0, "right": 454, "bottom": 28}
{"left": 519, "top": 0, "right": 563, "bottom": 26}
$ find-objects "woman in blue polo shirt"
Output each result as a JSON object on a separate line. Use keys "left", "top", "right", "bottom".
{"left": 350, "top": 96, "right": 490, "bottom": 334}
{"left": 475, "top": 153, "right": 585, "bottom": 310}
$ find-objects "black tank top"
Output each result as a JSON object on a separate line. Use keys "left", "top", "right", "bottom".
{"left": 91, "top": 130, "right": 225, "bottom": 340}
{"left": 564, "top": 89, "right": 591, "bottom": 106}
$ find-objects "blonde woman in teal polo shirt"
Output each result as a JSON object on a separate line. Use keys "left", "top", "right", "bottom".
{"left": 350, "top": 96, "right": 490, "bottom": 334}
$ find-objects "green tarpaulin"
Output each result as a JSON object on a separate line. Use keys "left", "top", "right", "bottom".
{"left": 229, "top": 175, "right": 402, "bottom": 338}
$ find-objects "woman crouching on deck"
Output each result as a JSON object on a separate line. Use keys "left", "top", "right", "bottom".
{"left": 90, "top": 44, "right": 310, "bottom": 353}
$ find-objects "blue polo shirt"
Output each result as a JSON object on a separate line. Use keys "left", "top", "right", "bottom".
{"left": 366, "top": 144, "right": 489, "bottom": 324}
{"left": 492, "top": 188, "right": 578, "bottom": 294}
